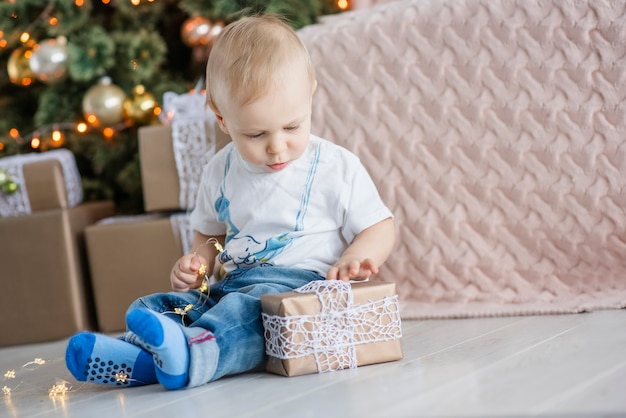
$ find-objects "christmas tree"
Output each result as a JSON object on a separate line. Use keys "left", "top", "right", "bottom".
{"left": 0, "top": 0, "right": 344, "bottom": 214}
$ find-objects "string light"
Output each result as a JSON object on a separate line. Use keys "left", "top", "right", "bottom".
{"left": 115, "top": 371, "right": 129, "bottom": 383}
{"left": 166, "top": 238, "right": 222, "bottom": 322}
{"left": 76, "top": 122, "right": 88, "bottom": 133}
{"left": 48, "top": 382, "right": 70, "bottom": 397}
{"left": 51, "top": 129, "right": 64, "bottom": 146}
{"left": 102, "top": 127, "right": 115, "bottom": 139}
{"left": 24, "top": 358, "right": 46, "bottom": 366}
{"left": 4, "top": 120, "right": 134, "bottom": 152}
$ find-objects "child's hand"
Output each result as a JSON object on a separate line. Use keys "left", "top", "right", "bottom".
{"left": 170, "top": 253, "right": 208, "bottom": 292}
{"left": 326, "top": 257, "right": 379, "bottom": 281}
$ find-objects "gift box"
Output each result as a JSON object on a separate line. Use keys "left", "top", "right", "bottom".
{"left": 0, "top": 201, "right": 114, "bottom": 347}
{"left": 139, "top": 122, "right": 230, "bottom": 213}
{"left": 0, "top": 149, "right": 83, "bottom": 217}
{"left": 85, "top": 213, "right": 193, "bottom": 332}
{"left": 261, "top": 280, "right": 403, "bottom": 377}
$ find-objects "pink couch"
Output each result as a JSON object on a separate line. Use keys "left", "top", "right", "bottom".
{"left": 298, "top": 0, "right": 626, "bottom": 318}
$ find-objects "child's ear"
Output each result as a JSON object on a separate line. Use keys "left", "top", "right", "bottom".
{"left": 208, "top": 101, "right": 229, "bottom": 134}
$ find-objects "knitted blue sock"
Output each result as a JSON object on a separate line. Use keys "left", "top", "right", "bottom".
{"left": 126, "top": 308, "right": 190, "bottom": 390}
{"left": 65, "top": 331, "right": 157, "bottom": 387}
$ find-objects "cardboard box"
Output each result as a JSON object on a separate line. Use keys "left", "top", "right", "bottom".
{"left": 0, "top": 149, "right": 83, "bottom": 216}
{"left": 261, "top": 280, "right": 403, "bottom": 376}
{"left": 139, "top": 123, "right": 230, "bottom": 212}
{"left": 0, "top": 201, "right": 115, "bottom": 347}
{"left": 85, "top": 214, "right": 189, "bottom": 332}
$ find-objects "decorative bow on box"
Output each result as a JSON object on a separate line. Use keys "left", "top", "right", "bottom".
{"left": 0, "top": 149, "right": 82, "bottom": 217}
{"left": 159, "top": 90, "right": 217, "bottom": 210}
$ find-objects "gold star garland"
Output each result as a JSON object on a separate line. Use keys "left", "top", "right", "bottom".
{"left": 2, "top": 358, "right": 50, "bottom": 397}
{"left": 168, "top": 237, "right": 223, "bottom": 323}
{"left": 48, "top": 381, "right": 71, "bottom": 397}
{"left": 2, "top": 358, "right": 88, "bottom": 400}
{"left": 115, "top": 371, "right": 129, "bottom": 383}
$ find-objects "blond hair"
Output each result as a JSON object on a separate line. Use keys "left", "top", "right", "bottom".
{"left": 206, "top": 14, "right": 315, "bottom": 111}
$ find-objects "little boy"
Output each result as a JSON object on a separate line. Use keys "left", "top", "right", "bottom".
{"left": 66, "top": 14, "right": 394, "bottom": 390}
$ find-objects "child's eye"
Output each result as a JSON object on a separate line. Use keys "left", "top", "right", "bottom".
{"left": 285, "top": 125, "right": 299, "bottom": 131}
{"left": 246, "top": 133, "right": 264, "bottom": 139}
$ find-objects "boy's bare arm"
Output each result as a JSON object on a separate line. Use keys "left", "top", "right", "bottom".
{"left": 327, "top": 217, "right": 395, "bottom": 281}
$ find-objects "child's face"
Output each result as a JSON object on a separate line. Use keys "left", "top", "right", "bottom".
{"left": 214, "top": 64, "right": 315, "bottom": 172}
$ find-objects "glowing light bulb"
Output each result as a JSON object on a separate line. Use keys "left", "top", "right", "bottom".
{"left": 52, "top": 130, "right": 63, "bottom": 144}
{"left": 76, "top": 122, "right": 88, "bottom": 133}
{"left": 102, "top": 127, "right": 115, "bottom": 139}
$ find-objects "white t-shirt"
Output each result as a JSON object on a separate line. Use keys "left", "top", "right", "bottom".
{"left": 189, "top": 135, "right": 392, "bottom": 277}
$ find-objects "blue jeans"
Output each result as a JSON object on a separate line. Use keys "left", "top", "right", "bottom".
{"left": 122, "top": 267, "right": 323, "bottom": 388}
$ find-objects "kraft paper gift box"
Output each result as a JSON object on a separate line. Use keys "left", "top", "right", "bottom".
{"left": 85, "top": 213, "right": 192, "bottom": 332}
{"left": 0, "top": 149, "right": 83, "bottom": 217}
{"left": 0, "top": 201, "right": 114, "bottom": 347}
{"left": 261, "top": 280, "right": 403, "bottom": 377}
{"left": 138, "top": 122, "right": 230, "bottom": 213}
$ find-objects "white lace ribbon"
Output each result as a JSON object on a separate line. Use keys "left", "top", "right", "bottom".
{"left": 163, "top": 91, "right": 216, "bottom": 210}
{"left": 0, "top": 149, "right": 82, "bottom": 217}
{"left": 262, "top": 281, "right": 402, "bottom": 373}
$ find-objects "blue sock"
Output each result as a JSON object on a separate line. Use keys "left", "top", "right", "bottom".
{"left": 126, "top": 308, "right": 190, "bottom": 390}
{"left": 65, "top": 331, "right": 157, "bottom": 387}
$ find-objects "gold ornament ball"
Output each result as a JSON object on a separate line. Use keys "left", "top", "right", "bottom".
{"left": 82, "top": 77, "right": 127, "bottom": 127}
{"left": 181, "top": 16, "right": 217, "bottom": 47}
{"left": 0, "top": 169, "right": 8, "bottom": 184}
{"left": 29, "top": 37, "right": 68, "bottom": 84}
{"left": 123, "top": 85, "right": 158, "bottom": 125}
{"left": 7, "top": 44, "right": 36, "bottom": 86}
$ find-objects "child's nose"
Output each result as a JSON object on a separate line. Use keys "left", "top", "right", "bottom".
{"left": 267, "top": 136, "right": 287, "bottom": 154}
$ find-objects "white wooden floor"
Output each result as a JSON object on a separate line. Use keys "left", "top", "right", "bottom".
{"left": 1, "top": 309, "right": 625, "bottom": 417}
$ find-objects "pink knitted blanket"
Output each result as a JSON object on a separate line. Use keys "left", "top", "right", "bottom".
{"left": 299, "top": 0, "right": 626, "bottom": 318}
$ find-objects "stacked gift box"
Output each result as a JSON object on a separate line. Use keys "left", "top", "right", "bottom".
{"left": 261, "top": 280, "right": 403, "bottom": 376}
{"left": 0, "top": 149, "right": 114, "bottom": 347}
{"left": 84, "top": 91, "right": 232, "bottom": 332}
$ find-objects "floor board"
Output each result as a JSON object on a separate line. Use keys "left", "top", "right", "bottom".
{"left": 1, "top": 310, "right": 625, "bottom": 417}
